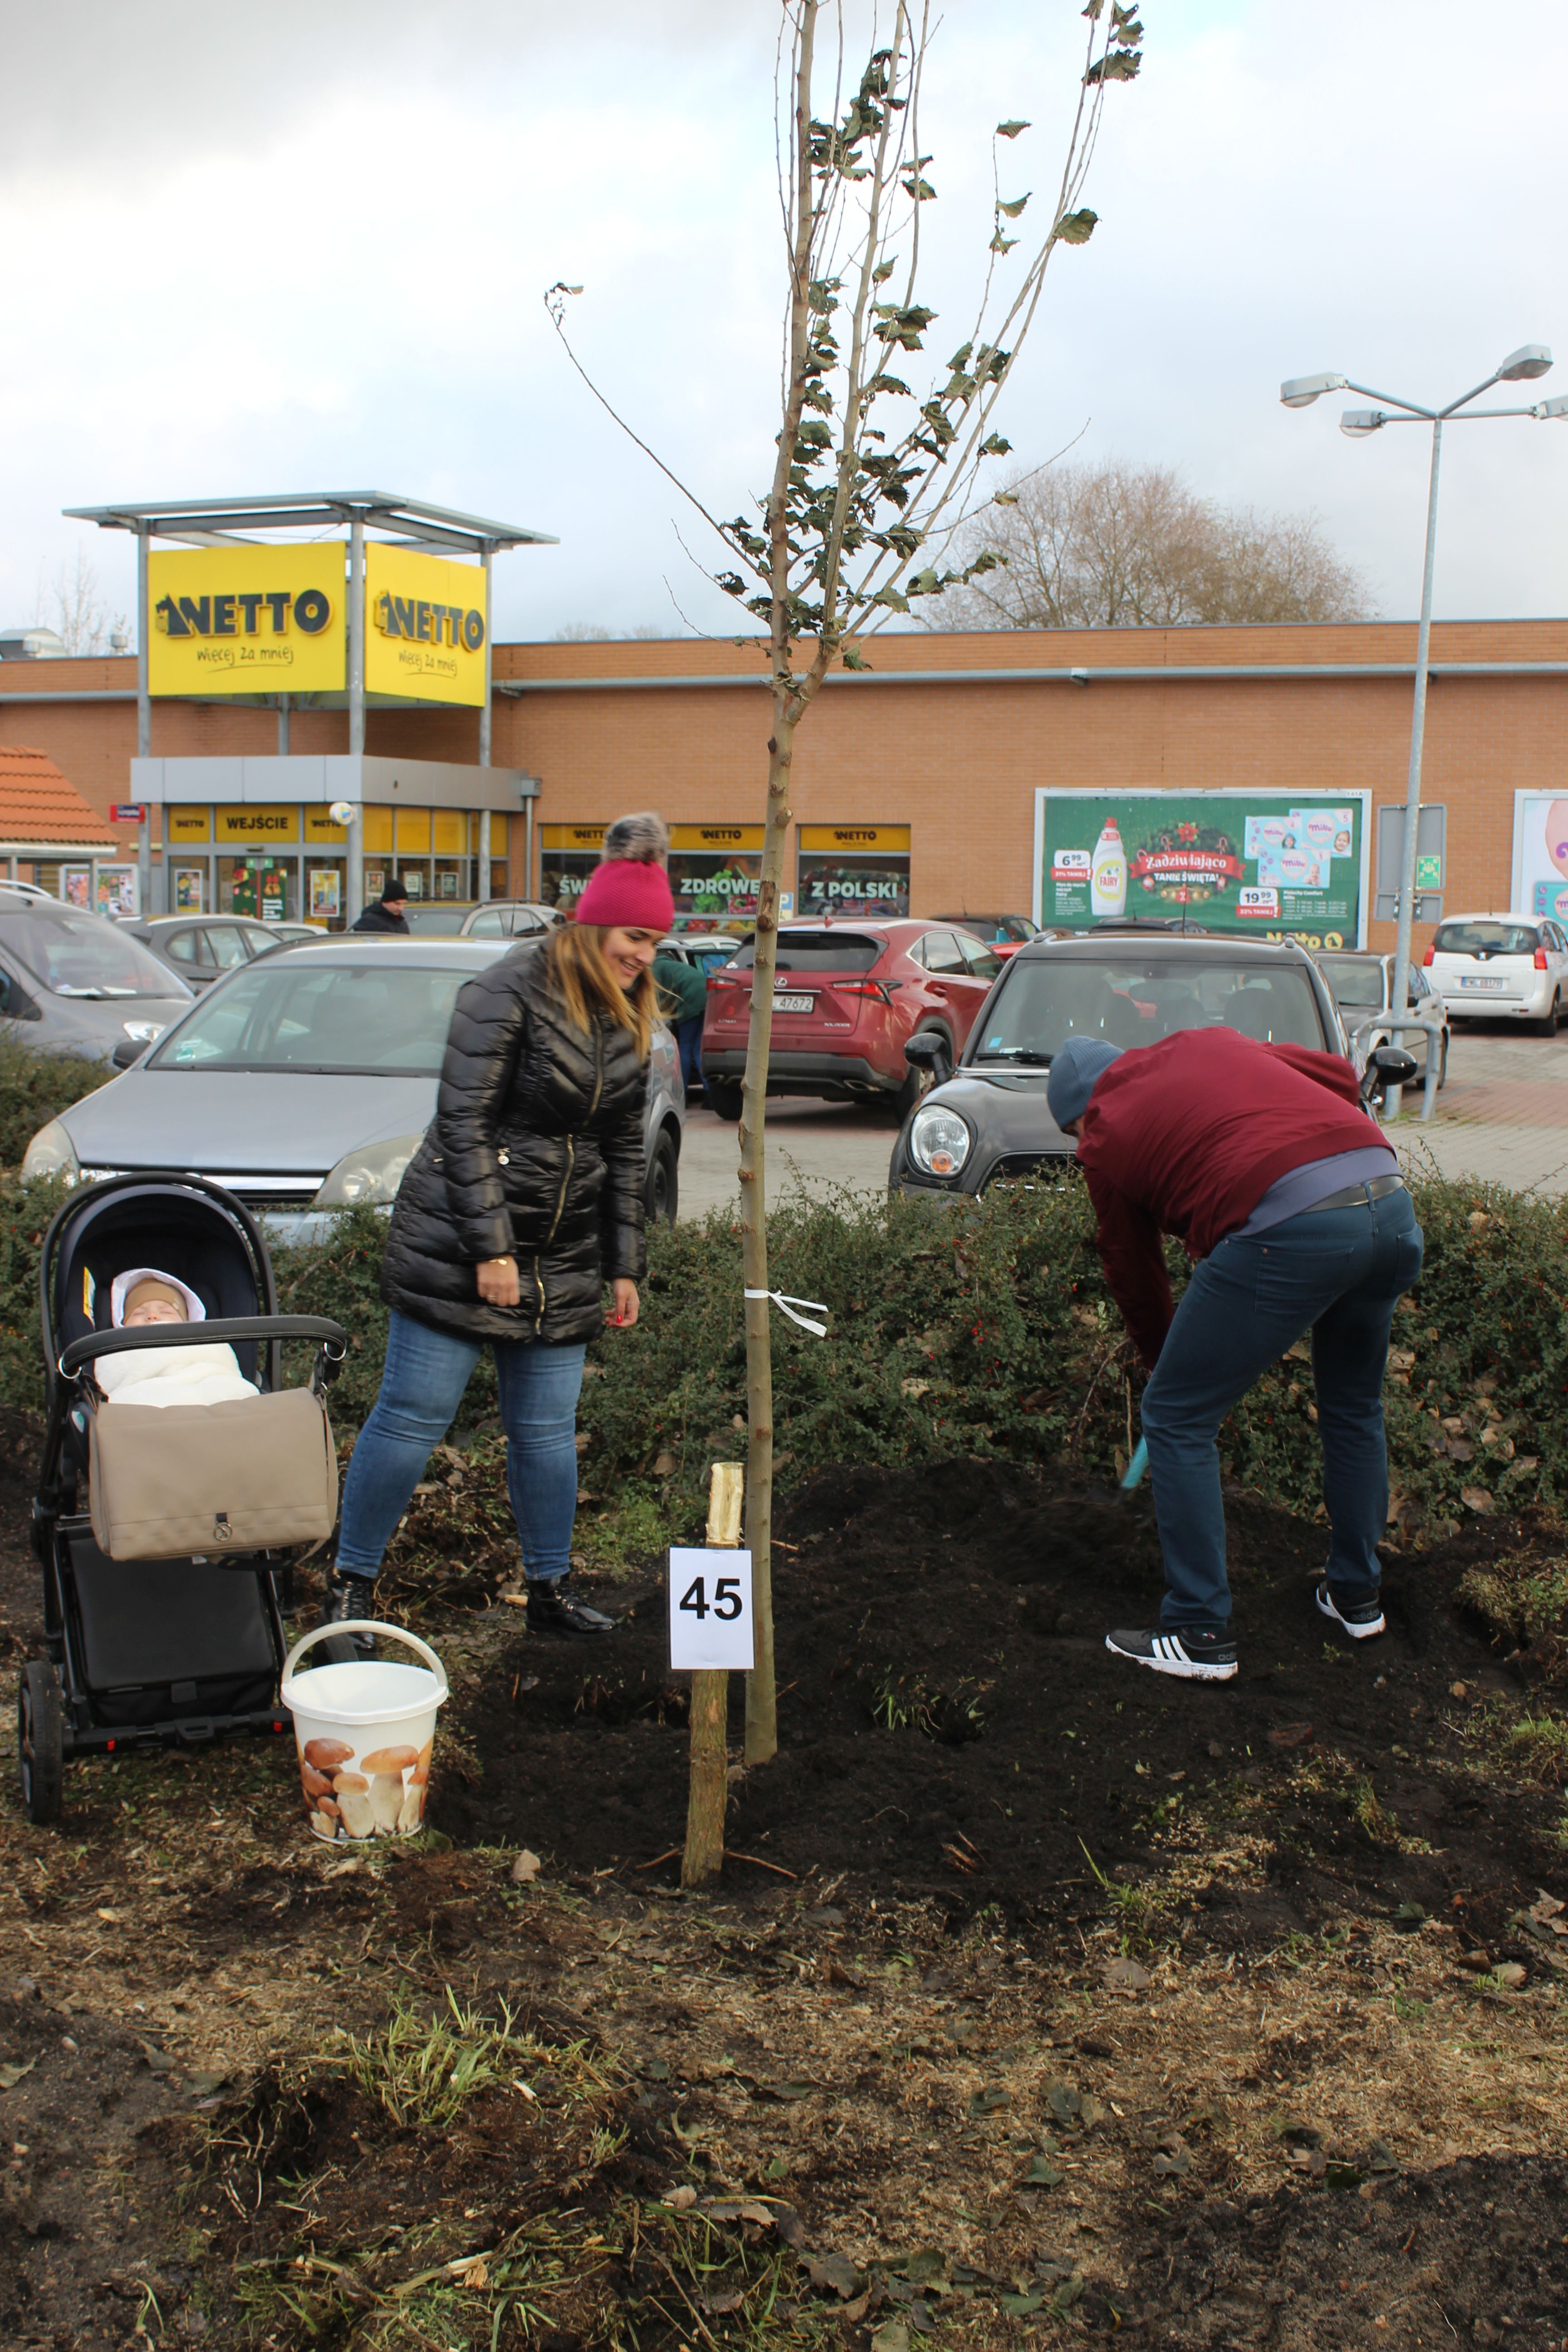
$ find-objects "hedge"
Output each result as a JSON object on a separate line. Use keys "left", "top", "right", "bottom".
{"left": 2, "top": 1164, "right": 1565, "bottom": 1546}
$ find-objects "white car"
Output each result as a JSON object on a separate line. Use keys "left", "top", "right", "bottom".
{"left": 1425, "top": 914, "right": 1568, "bottom": 1034}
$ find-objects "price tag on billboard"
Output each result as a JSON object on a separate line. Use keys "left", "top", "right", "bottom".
{"left": 668, "top": 1548, "right": 754, "bottom": 1671}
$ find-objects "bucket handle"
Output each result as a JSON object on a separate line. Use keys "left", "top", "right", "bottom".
{"left": 280, "top": 1619, "right": 449, "bottom": 1702}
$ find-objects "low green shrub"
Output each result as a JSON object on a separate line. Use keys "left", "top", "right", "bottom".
{"left": 0, "top": 1025, "right": 113, "bottom": 1171}
{"left": 3, "top": 1163, "right": 1565, "bottom": 1548}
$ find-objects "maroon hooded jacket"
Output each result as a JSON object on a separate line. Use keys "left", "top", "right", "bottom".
{"left": 1076, "top": 1027, "right": 1379, "bottom": 1369}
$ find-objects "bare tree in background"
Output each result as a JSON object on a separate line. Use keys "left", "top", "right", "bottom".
{"left": 36, "top": 548, "right": 129, "bottom": 656}
{"left": 922, "top": 456, "right": 1372, "bottom": 629}
{"left": 548, "top": 0, "right": 1143, "bottom": 1774}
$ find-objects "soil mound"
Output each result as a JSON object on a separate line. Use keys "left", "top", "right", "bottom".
{"left": 443, "top": 1461, "right": 1563, "bottom": 1937}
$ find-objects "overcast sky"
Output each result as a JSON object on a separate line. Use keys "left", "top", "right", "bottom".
{"left": 3, "top": 0, "right": 1565, "bottom": 647}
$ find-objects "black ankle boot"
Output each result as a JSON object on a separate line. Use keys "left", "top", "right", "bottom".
{"left": 526, "top": 1578, "right": 616, "bottom": 1638}
{"left": 320, "top": 1568, "right": 379, "bottom": 1656}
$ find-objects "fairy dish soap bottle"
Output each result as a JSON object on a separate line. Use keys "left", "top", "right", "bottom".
{"left": 1090, "top": 818, "right": 1127, "bottom": 919}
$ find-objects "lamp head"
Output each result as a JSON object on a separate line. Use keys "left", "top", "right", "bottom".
{"left": 1280, "top": 371, "right": 1349, "bottom": 409}
{"left": 1340, "top": 409, "right": 1385, "bottom": 438}
{"left": 1498, "top": 344, "right": 1553, "bottom": 382}
{"left": 1532, "top": 392, "right": 1568, "bottom": 420}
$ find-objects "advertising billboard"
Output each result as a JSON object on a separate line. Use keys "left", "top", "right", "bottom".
{"left": 365, "top": 544, "right": 487, "bottom": 706}
{"left": 148, "top": 547, "right": 346, "bottom": 696}
{"left": 1034, "top": 789, "right": 1369, "bottom": 948}
{"left": 1510, "top": 792, "right": 1568, "bottom": 925}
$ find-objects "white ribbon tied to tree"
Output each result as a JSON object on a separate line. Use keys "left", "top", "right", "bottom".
{"left": 744, "top": 1289, "right": 828, "bottom": 1338}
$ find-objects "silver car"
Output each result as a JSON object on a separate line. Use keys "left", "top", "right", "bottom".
{"left": 22, "top": 937, "right": 686, "bottom": 1235}
{"left": 0, "top": 887, "right": 194, "bottom": 1063}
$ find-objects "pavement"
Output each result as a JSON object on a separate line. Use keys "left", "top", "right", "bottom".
{"left": 674, "top": 1020, "right": 1568, "bottom": 1218}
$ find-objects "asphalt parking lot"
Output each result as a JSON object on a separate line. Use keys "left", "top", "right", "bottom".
{"left": 676, "top": 1019, "right": 1568, "bottom": 1218}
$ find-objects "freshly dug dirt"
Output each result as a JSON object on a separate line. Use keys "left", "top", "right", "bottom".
{"left": 444, "top": 1460, "right": 1564, "bottom": 1945}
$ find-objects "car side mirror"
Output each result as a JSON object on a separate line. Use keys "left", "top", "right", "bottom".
{"left": 1362, "top": 1043, "right": 1418, "bottom": 1101}
{"left": 903, "top": 1033, "right": 944, "bottom": 1069}
{"left": 111, "top": 1037, "right": 150, "bottom": 1070}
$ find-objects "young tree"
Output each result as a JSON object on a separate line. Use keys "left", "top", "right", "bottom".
{"left": 921, "top": 455, "right": 1372, "bottom": 628}
{"left": 548, "top": 0, "right": 1142, "bottom": 1768}
{"left": 39, "top": 547, "right": 129, "bottom": 656}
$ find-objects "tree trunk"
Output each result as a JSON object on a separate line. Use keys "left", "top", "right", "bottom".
{"left": 738, "top": 700, "right": 797, "bottom": 1766}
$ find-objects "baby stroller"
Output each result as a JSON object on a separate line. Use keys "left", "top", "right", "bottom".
{"left": 23, "top": 1171, "right": 350, "bottom": 1825}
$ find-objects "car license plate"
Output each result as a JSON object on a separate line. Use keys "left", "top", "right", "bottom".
{"left": 1458, "top": 976, "right": 1506, "bottom": 990}
{"left": 773, "top": 993, "right": 813, "bottom": 1014}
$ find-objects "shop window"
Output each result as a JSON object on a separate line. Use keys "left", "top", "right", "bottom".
{"left": 667, "top": 826, "right": 766, "bottom": 928}
{"left": 797, "top": 826, "right": 911, "bottom": 919}
{"left": 540, "top": 825, "right": 607, "bottom": 911}
{"left": 171, "top": 864, "right": 206, "bottom": 913}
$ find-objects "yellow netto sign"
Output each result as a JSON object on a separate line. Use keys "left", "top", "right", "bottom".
{"left": 148, "top": 547, "right": 345, "bottom": 696}
{"left": 365, "top": 545, "right": 486, "bottom": 707}
{"left": 670, "top": 824, "right": 767, "bottom": 851}
{"left": 799, "top": 825, "right": 911, "bottom": 851}
{"left": 542, "top": 824, "right": 607, "bottom": 850}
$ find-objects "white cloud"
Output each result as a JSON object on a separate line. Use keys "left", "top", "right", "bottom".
{"left": 2, "top": 0, "right": 1564, "bottom": 643}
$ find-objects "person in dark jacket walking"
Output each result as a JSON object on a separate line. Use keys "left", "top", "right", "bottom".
{"left": 353, "top": 880, "right": 411, "bottom": 934}
{"left": 322, "top": 817, "right": 675, "bottom": 1644}
{"left": 651, "top": 946, "right": 708, "bottom": 1097}
{"left": 1046, "top": 1027, "right": 1423, "bottom": 1682}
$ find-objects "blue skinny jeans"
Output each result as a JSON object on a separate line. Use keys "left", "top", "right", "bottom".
{"left": 1139, "top": 1187, "right": 1423, "bottom": 1629}
{"left": 336, "top": 1309, "right": 586, "bottom": 1583}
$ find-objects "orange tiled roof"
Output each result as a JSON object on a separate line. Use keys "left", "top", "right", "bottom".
{"left": 0, "top": 745, "right": 117, "bottom": 846}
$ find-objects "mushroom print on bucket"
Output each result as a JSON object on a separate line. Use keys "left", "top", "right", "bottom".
{"left": 299, "top": 1735, "right": 433, "bottom": 1842}
{"left": 279, "top": 1622, "right": 449, "bottom": 1846}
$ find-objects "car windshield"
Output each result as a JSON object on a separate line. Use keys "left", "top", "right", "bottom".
{"left": 1318, "top": 956, "right": 1388, "bottom": 1009}
{"left": 0, "top": 911, "right": 185, "bottom": 1000}
{"left": 728, "top": 931, "right": 882, "bottom": 973}
{"left": 941, "top": 915, "right": 1038, "bottom": 943}
{"left": 972, "top": 956, "right": 1325, "bottom": 1061}
{"left": 149, "top": 959, "right": 470, "bottom": 1073}
{"left": 1434, "top": 921, "right": 1540, "bottom": 956}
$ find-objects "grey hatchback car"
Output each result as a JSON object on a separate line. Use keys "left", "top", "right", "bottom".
{"left": 121, "top": 912, "right": 304, "bottom": 991}
{"left": 23, "top": 937, "right": 687, "bottom": 1231}
{"left": 0, "top": 887, "right": 194, "bottom": 1062}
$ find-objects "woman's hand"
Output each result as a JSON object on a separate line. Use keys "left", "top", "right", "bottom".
{"left": 477, "top": 1255, "right": 521, "bottom": 1308}
{"left": 606, "top": 1279, "right": 640, "bottom": 1328}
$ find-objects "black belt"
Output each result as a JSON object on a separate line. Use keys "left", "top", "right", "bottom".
{"left": 1301, "top": 1172, "right": 1406, "bottom": 1215}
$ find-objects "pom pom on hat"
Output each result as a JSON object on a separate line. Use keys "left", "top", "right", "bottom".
{"left": 574, "top": 809, "right": 675, "bottom": 931}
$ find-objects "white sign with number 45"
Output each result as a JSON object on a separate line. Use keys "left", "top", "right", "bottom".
{"left": 667, "top": 1548, "right": 755, "bottom": 1671}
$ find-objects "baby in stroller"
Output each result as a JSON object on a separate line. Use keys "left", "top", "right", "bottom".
{"left": 95, "top": 1267, "right": 261, "bottom": 1410}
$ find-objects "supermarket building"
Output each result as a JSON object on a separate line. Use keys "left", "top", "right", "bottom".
{"left": 3, "top": 603, "right": 1567, "bottom": 952}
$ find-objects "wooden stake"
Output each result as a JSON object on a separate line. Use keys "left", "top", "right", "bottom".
{"left": 682, "top": 1463, "right": 744, "bottom": 1888}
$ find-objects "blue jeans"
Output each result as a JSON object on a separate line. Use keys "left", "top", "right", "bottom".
{"left": 676, "top": 1014, "right": 704, "bottom": 1095}
{"left": 337, "top": 1310, "right": 586, "bottom": 1583}
{"left": 1139, "top": 1188, "right": 1423, "bottom": 1629}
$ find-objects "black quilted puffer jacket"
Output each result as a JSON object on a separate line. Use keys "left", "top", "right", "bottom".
{"left": 380, "top": 945, "right": 648, "bottom": 1344}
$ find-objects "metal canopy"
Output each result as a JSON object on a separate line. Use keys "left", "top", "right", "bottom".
{"left": 64, "top": 489, "right": 556, "bottom": 554}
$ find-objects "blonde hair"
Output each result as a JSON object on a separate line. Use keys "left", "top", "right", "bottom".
{"left": 542, "top": 923, "right": 656, "bottom": 1062}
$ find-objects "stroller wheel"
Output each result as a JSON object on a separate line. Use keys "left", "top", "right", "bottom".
{"left": 18, "top": 1661, "right": 64, "bottom": 1827}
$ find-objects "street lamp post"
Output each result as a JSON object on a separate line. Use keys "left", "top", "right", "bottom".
{"left": 1280, "top": 348, "right": 1568, "bottom": 1091}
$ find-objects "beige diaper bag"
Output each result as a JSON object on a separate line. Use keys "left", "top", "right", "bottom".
{"left": 88, "top": 1387, "right": 338, "bottom": 1561}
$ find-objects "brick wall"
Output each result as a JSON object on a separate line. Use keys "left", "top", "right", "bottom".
{"left": 5, "top": 619, "right": 1565, "bottom": 946}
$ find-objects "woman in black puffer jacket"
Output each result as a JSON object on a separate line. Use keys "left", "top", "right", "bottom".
{"left": 324, "top": 816, "right": 675, "bottom": 1643}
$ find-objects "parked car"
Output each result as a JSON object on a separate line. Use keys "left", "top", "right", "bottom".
{"left": 457, "top": 901, "right": 566, "bottom": 941}
{"left": 701, "top": 919, "right": 1004, "bottom": 1121}
{"left": 0, "top": 887, "right": 194, "bottom": 1063}
{"left": 120, "top": 912, "right": 299, "bottom": 991}
{"left": 21, "top": 937, "right": 686, "bottom": 1232}
{"left": 889, "top": 934, "right": 1349, "bottom": 1197}
{"left": 1424, "top": 913, "right": 1568, "bottom": 1034}
{"left": 934, "top": 913, "right": 1042, "bottom": 956}
{"left": 657, "top": 931, "right": 742, "bottom": 980}
{"left": 1316, "top": 950, "right": 1448, "bottom": 1088}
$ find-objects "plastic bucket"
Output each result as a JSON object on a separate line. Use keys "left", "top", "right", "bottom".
{"left": 280, "top": 1621, "right": 449, "bottom": 1844}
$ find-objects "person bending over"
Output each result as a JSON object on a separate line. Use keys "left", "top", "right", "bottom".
{"left": 323, "top": 814, "right": 673, "bottom": 1650}
{"left": 1047, "top": 1028, "right": 1423, "bottom": 1682}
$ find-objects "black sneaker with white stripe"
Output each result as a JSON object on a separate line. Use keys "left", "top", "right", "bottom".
{"left": 1315, "top": 1582, "right": 1386, "bottom": 1640}
{"left": 1105, "top": 1626, "right": 1238, "bottom": 1681}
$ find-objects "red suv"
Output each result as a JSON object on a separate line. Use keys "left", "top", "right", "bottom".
{"left": 700, "top": 920, "right": 1004, "bottom": 1120}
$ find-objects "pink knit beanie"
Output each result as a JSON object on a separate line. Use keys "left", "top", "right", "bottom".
{"left": 573, "top": 811, "right": 675, "bottom": 932}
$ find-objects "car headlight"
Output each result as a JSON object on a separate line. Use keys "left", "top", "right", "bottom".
{"left": 909, "top": 1102, "right": 972, "bottom": 1179}
{"left": 21, "top": 1120, "right": 80, "bottom": 1183}
{"left": 312, "top": 1130, "right": 426, "bottom": 1208}
{"left": 122, "top": 1020, "right": 166, "bottom": 1044}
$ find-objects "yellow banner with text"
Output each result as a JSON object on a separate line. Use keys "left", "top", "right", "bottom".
{"left": 365, "top": 544, "right": 487, "bottom": 707}
{"left": 148, "top": 547, "right": 346, "bottom": 696}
